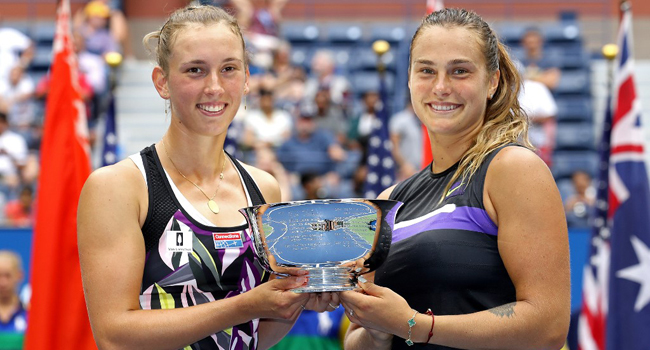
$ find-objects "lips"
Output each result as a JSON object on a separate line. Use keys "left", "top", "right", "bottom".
{"left": 197, "top": 103, "right": 226, "bottom": 113}
{"left": 428, "top": 103, "right": 461, "bottom": 112}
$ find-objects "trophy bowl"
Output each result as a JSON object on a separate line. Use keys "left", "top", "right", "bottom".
{"left": 239, "top": 198, "right": 402, "bottom": 293}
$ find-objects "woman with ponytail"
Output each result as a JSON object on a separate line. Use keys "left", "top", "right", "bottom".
{"left": 340, "top": 8, "right": 570, "bottom": 350}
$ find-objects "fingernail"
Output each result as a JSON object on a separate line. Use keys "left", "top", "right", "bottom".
{"left": 355, "top": 267, "right": 362, "bottom": 273}
{"left": 296, "top": 276, "right": 307, "bottom": 284}
{"left": 358, "top": 275, "right": 367, "bottom": 283}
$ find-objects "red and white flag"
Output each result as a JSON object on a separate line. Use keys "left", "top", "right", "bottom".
{"left": 24, "top": 0, "right": 96, "bottom": 348}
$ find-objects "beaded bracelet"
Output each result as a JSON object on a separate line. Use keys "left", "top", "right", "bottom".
{"left": 405, "top": 310, "right": 419, "bottom": 346}
{"left": 425, "top": 308, "right": 435, "bottom": 343}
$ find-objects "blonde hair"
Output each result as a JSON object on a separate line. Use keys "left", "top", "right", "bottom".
{"left": 409, "top": 8, "right": 533, "bottom": 198}
{"left": 143, "top": 4, "right": 248, "bottom": 75}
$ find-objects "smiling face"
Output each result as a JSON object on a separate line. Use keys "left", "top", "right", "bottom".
{"left": 153, "top": 22, "right": 249, "bottom": 137}
{"left": 408, "top": 25, "right": 499, "bottom": 140}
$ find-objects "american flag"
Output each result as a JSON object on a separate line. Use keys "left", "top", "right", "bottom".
{"left": 101, "top": 94, "right": 118, "bottom": 166}
{"left": 578, "top": 2, "right": 650, "bottom": 349}
{"left": 363, "top": 74, "right": 395, "bottom": 198}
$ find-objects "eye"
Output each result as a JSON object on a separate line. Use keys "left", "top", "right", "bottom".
{"left": 452, "top": 68, "right": 469, "bottom": 75}
{"left": 221, "top": 66, "right": 236, "bottom": 73}
{"left": 186, "top": 67, "right": 203, "bottom": 74}
{"left": 420, "top": 68, "right": 435, "bottom": 74}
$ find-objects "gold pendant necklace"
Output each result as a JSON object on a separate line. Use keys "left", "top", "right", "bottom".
{"left": 161, "top": 138, "right": 226, "bottom": 214}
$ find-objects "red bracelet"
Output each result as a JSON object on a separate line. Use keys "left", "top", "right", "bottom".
{"left": 425, "top": 308, "right": 435, "bottom": 343}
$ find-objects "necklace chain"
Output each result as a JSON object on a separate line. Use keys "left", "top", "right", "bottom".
{"left": 161, "top": 138, "right": 226, "bottom": 213}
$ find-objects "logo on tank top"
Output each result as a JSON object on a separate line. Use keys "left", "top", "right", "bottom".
{"left": 166, "top": 229, "right": 193, "bottom": 253}
{"left": 445, "top": 180, "right": 466, "bottom": 199}
{"left": 213, "top": 232, "right": 244, "bottom": 249}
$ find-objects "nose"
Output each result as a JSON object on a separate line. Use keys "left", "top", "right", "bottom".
{"left": 433, "top": 72, "right": 451, "bottom": 96}
{"left": 205, "top": 71, "right": 225, "bottom": 95}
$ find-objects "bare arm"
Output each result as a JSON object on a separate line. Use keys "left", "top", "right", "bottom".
{"left": 342, "top": 148, "right": 570, "bottom": 350}
{"left": 78, "top": 161, "right": 309, "bottom": 350}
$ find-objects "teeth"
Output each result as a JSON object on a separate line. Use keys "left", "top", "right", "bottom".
{"left": 431, "top": 104, "right": 459, "bottom": 111}
{"left": 199, "top": 104, "right": 225, "bottom": 112}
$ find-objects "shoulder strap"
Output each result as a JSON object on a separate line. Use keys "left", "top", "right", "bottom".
{"left": 227, "top": 152, "right": 266, "bottom": 206}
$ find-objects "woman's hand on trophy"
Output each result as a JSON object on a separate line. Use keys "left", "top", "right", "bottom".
{"left": 304, "top": 292, "right": 341, "bottom": 313}
{"left": 339, "top": 276, "right": 414, "bottom": 337}
{"left": 246, "top": 273, "right": 310, "bottom": 320}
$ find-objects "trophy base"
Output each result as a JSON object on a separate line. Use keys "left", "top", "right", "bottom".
{"left": 292, "top": 266, "right": 355, "bottom": 293}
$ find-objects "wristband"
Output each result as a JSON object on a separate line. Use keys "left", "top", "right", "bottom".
{"left": 425, "top": 308, "right": 435, "bottom": 343}
{"left": 405, "top": 310, "right": 418, "bottom": 346}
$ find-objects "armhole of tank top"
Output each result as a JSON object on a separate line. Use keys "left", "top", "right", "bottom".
{"left": 134, "top": 148, "right": 156, "bottom": 231}
{"left": 228, "top": 153, "right": 266, "bottom": 206}
{"left": 476, "top": 143, "right": 522, "bottom": 210}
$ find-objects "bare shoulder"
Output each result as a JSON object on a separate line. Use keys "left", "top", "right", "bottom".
{"left": 79, "top": 158, "right": 148, "bottom": 223}
{"left": 239, "top": 161, "right": 282, "bottom": 203}
{"left": 487, "top": 146, "right": 553, "bottom": 185}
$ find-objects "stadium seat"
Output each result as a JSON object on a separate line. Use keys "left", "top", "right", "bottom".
{"left": 555, "top": 96, "right": 593, "bottom": 122}
{"left": 348, "top": 46, "right": 396, "bottom": 72}
{"left": 552, "top": 150, "right": 599, "bottom": 180}
{"left": 543, "top": 23, "right": 581, "bottom": 44}
{"left": 369, "top": 24, "right": 407, "bottom": 44}
{"left": 554, "top": 69, "right": 590, "bottom": 95}
{"left": 28, "top": 46, "right": 52, "bottom": 73}
{"left": 326, "top": 23, "right": 363, "bottom": 44}
{"left": 555, "top": 122, "right": 596, "bottom": 151}
{"left": 281, "top": 22, "right": 320, "bottom": 44}
{"left": 350, "top": 71, "right": 395, "bottom": 96}
{"left": 31, "top": 22, "right": 56, "bottom": 48}
{"left": 288, "top": 44, "right": 314, "bottom": 70}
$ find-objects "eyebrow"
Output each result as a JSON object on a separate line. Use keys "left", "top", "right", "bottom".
{"left": 180, "top": 57, "right": 244, "bottom": 66}
{"left": 413, "top": 58, "right": 475, "bottom": 67}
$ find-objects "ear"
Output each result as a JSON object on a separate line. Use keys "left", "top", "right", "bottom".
{"left": 244, "top": 67, "right": 251, "bottom": 94}
{"left": 152, "top": 66, "right": 169, "bottom": 99}
{"left": 488, "top": 69, "right": 500, "bottom": 99}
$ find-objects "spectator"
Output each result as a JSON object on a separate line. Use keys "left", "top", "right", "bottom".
{"left": 267, "top": 41, "right": 307, "bottom": 107}
{"left": 520, "top": 27, "right": 561, "bottom": 90}
{"left": 564, "top": 170, "right": 595, "bottom": 228}
{"left": 303, "top": 50, "right": 352, "bottom": 108}
{"left": 76, "top": 0, "right": 121, "bottom": 57}
{"left": 313, "top": 88, "right": 348, "bottom": 145}
{"left": 389, "top": 100, "right": 422, "bottom": 181}
{"left": 242, "top": 88, "right": 293, "bottom": 149}
{"left": 0, "top": 65, "right": 35, "bottom": 136}
{"left": 519, "top": 79, "right": 557, "bottom": 167}
{"left": 0, "top": 26, "right": 33, "bottom": 84}
{"left": 0, "top": 250, "right": 28, "bottom": 350}
{"left": 277, "top": 111, "right": 346, "bottom": 197}
{"left": 0, "top": 112, "right": 28, "bottom": 198}
{"left": 74, "top": 0, "right": 133, "bottom": 59}
{"left": 4, "top": 186, "right": 34, "bottom": 228}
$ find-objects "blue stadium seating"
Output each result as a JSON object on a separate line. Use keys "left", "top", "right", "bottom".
{"left": 555, "top": 122, "right": 596, "bottom": 151}
{"left": 350, "top": 71, "right": 395, "bottom": 96}
{"left": 281, "top": 23, "right": 320, "bottom": 44}
{"left": 325, "top": 23, "right": 363, "bottom": 44}
{"left": 369, "top": 24, "right": 407, "bottom": 44}
{"left": 348, "top": 47, "right": 397, "bottom": 72}
{"left": 552, "top": 151, "right": 599, "bottom": 180}
{"left": 555, "top": 95, "right": 593, "bottom": 123}
{"left": 554, "top": 68, "right": 590, "bottom": 95}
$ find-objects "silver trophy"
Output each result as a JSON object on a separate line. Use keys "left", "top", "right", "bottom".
{"left": 239, "top": 198, "right": 402, "bottom": 293}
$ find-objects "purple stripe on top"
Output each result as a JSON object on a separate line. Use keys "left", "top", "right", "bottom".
{"left": 392, "top": 206, "right": 498, "bottom": 243}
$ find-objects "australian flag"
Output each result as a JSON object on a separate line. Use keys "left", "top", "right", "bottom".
{"left": 363, "top": 71, "right": 395, "bottom": 198}
{"left": 578, "top": 2, "right": 650, "bottom": 349}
